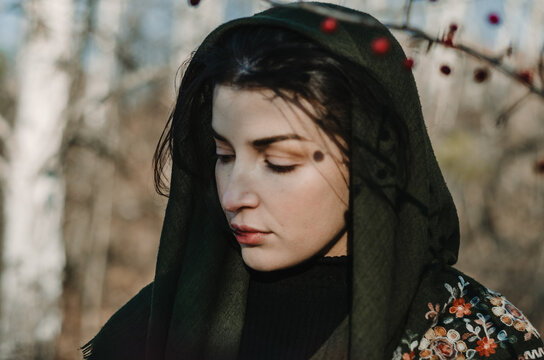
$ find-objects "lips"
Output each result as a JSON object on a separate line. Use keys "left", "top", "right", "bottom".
{"left": 230, "top": 224, "right": 271, "bottom": 245}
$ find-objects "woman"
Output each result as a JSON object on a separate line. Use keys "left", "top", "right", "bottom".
{"left": 83, "top": 3, "right": 542, "bottom": 359}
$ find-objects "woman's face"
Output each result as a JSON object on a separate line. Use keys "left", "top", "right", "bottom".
{"left": 212, "top": 85, "right": 349, "bottom": 271}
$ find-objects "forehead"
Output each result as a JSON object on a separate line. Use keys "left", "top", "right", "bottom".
{"left": 211, "top": 85, "right": 323, "bottom": 141}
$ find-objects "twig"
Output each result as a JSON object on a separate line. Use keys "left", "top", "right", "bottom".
{"left": 65, "top": 66, "right": 170, "bottom": 125}
{"left": 496, "top": 90, "right": 532, "bottom": 127}
{"left": 390, "top": 24, "right": 544, "bottom": 98}
{"left": 62, "top": 134, "right": 129, "bottom": 176}
{"left": 538, "top": 45, "right": 544, "bottom": 88}
{"left": 404, "top": 0, "right": 414, "bottom": 27}
{"left": 0, "top": 112, "right": 11, "bottom": 142}
{"left": 0, "top": 155, "right": 8, "bottom": 183}
{"left": 117, "top": 66, "right": 171, "bottom": 95}
{"left": 262, "top": 0, "right": 544, "bottom": 100}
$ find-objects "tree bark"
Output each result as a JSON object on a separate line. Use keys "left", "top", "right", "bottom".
{"left": 0, "top": 0, "right": 73, "bottom": 358}
{"left": 76, "top": 0, "right": 125, "bottom": 342}
{"left": 170, "top": 0, "right": 226, "bottom": 75}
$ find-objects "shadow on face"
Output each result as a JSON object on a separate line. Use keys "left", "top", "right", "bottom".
{"left": 212, "top": 84, "right": 349, "bottom": 272}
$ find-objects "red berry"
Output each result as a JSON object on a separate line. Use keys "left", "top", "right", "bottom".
{"left": 518, "top": 70, "right": 533, "bottom": 84}
{"left": 488, "top": 13, "right": 500, "bottom": 24}
{"left": 371, "top": 37, "right": 391, "bottom": 56}
{"left": 473, "top": 68, "right": 489, "bottom": 83}
{"left": 440, "top": 65, "right": 451, "bottom": 75}
{"left": 449, "top": 24, "right": 458, "bottom": 32}
{"left": 189, "top": 0, "right": 200, "bottom": 5}
{"left": 321, "top": 17, "right": 337, "bottom": 33}
{"left": 403, "top": 57, "right": 414, "bottom": 69}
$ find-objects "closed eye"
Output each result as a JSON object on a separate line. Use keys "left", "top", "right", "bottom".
{"left": 265, "top": 160, "right": 297, "bottom": 174}
{"left": 216, "top": 154, "right": 234, "bottom": 163}
{"left": 215, "top": 153, "right": 297, "bottom": 174}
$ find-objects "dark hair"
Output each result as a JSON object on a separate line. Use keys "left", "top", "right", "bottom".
{"left": 153, "top": 25, "right": 408, "bottom": 200}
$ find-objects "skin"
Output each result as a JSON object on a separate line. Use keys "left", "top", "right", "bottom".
{"left": 212, "top": 85, "right": 349, "bottom": 272}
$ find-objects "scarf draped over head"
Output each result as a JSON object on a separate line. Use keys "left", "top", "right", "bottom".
{"left": 83, "top": 3, "right": 461, "bottom": 359}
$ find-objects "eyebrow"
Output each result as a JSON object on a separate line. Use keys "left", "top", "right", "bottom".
{"left": 212, "top": 128, "right": 306, "bottom": 148}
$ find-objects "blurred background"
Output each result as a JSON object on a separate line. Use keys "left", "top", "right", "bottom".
{"left": 0, "top": 0, "right": 542, "bottom": 359}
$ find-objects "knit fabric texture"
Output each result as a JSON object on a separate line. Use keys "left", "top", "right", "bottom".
{"left": 238, "top": 255, "right": 349, "bottom": 360}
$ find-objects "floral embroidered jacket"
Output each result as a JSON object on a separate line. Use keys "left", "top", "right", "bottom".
{"left": 393, "top": 272, "right": 543, "bottom": 360}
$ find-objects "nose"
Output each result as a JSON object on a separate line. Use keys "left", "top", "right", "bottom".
{"left": 220, "top": 163, "right": 259, "bottom": 213}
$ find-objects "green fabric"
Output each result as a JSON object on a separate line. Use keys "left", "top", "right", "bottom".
{"left": 84, "top": 3, "right": 463, "bottom": 359}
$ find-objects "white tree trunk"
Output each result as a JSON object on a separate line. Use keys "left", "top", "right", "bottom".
{"left": 170, "top": 0, "right": 226, "bottom": 75}
{"left": 76, "top": 0, "right": 125, "bottom": 342}
{"left": 0, "top": 0, "right": 73, "bottom": 358}
{"left": 225, "top": 0, "right": 259, "bottom": 21}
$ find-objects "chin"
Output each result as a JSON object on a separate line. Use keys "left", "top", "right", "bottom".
{"left": 241, "top": 248, "right": 293, "bottom": 272}
{"left": 242, "top": 248, "right": 286, "bottom": 271}
{"left": 241, "top": 254, "right": 277, "bottom": 272}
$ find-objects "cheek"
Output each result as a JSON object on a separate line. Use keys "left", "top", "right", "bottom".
{"left": 266, "top": 167, "right": 347, "bottom": 230}
{"left": 215, "top": 164, "right": 227, "bottom": 202}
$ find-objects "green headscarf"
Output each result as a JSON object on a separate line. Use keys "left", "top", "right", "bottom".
{"left": 83, "top": 3, "right": 462, "bottom": 359}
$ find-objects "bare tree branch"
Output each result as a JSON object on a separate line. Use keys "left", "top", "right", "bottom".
{"left": 117, "top": 66, "right": 171, "bottom": 95}
{"left": 58, "top": 65, "right": 170, "bottom": 187}
{"left": 62, "top": 134, "right": 129, "bottom": 176}
{"left": 263, "top": 0, "right": 544, "bottom": 100}
{"left": 435, "top": 41, "right": 543, "bottom": 98}
{"left": 0, "top": 154, "right": 8, "bottom": 183}
{"left": 538, "top": 45, "right": 544, "bottom": 88}
{"left": 0, "top": 112, "right": 11, "bottom": 142}
{"left": 65, "top": 66, "right": 170, "bottom": 127}
{"left": 496, "top": 90, "right": 532, "bottom": 126}
{"left": 404, "top": 0, "right": 414, "bottom": 27}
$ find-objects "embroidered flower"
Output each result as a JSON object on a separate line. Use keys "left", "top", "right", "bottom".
{"left": 431, "top": 338, "right": 458, "bottom": 359}
{"left": 487, "top": 293, "right": 542, "bottom": 340}
{"left": 514, "top": 320, "right": 526, "bottom": 332}
{"left": 475, "top": 337, "right": 497, "bottom": 357}
{"left": 434, "top": 326, "right": 447, "bottom": 337}
{"left": 396, "top": 277, "right": 543, "bottom": 360}
{"left": 501, "top": 315, "right": 513, "bottom": 326}
{"left": 488, "top": 296, "right": 503, "bottom": 306}
{"left": 449, "top": 298, "right": 471, "bottom": 318}
{"left": 505, "top": 302, "right": 523, "bottom": 319}
{"left": 425, "top": 302, "right": 440, "bottom": 320}
{"left": 419, "top": 349, "right": 432, "bottom": 358}
{"left": 456, "top": 340, "right": 467, "bottom": 352}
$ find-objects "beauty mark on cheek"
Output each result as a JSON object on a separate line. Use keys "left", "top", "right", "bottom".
{"left": 313, "top": 150, "right": 324, "bottom": 162}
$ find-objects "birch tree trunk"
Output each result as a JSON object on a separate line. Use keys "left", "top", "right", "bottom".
{"left": 76, "top": 0, "right": 125, "bottom": 342}
{"left": 170, "top": 1, "right": 226, "bottom": 75}
{"left": 0, "top": 0, "right": 73, "bottom": 359}
{"left": 225, "top": 0, "right": 259, "bottom": 21}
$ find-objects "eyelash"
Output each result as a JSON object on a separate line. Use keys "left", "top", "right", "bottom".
{"left": 215, "top": 154, "right": 234, "bottom": 164}
{"left": 265, "top": 160, "right": 297, "bottom": 174}
{"left": 215, "top": 155, "right": 297, "bottom": 174}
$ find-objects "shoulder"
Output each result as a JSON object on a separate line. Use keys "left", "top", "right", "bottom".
{"left": 82, "top": 283, "right": 153, "bottom": 360}
{"left": 394, "top": 272, "right": 543, "bottom": 360}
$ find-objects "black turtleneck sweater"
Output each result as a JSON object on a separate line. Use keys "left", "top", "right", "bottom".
{"left": 238, "top": 255, "right": 351, "bottom": 360}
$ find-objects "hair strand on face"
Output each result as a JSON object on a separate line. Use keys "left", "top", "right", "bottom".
{"left": 153, "top": 25, "right": 410, "bottom": 211}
